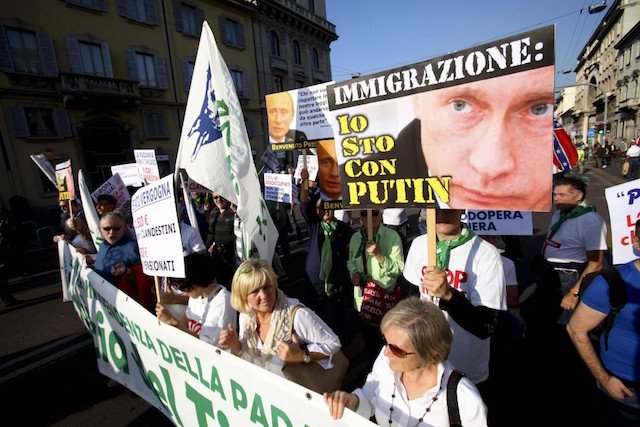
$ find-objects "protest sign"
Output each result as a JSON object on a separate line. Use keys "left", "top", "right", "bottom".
{"left": 30, "top": 154, "right": 57, "bottom": 187}
{"left": 293, "top": 154, "right": 318, "bottom": 181}
{"left": 131, "top": 175, "right": 185, "bottom": 278}
{"left": 326, "top": 25, "right": 555, "bottom": 212}
{"left": 266, "top": 82, "right": 334, "bottom": 151}
{"left": 462, "top": 210, "right": 533, "bottom": 235}
{"left": 91, "top": 174, "right": 130, "bottom": 208}
{"left": 111, "top": 163, "right": 143, "bottom": 187}
{"left": 59, "top": 241, "right": 372, "bottom": 426}
{"left": 605, "top": 179, "right": 640, "bottom": 265}
{"left": 134, "top": 149, "right": 160, "bottom": 184}
{"left": 186, "top": 177, "right": 212, "bottom": 193}
{"left": 264, "top": 173, "right": 293, "bottom": 203}
{"left": 55, "top": 159, "right": 75, "bottom": 201}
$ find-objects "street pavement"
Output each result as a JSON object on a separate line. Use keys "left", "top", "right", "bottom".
{"left": 0, "top": 158, "right": 633, "bottom": 425}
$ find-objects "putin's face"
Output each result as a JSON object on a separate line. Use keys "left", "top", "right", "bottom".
{"left": 266, "top": 93, "right": 295, "bottom": 142}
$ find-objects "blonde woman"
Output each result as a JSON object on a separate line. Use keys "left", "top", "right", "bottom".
{"left": 219, "top": 259, "right": 341, "bottom": 378}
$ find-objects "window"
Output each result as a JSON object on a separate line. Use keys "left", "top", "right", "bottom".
{"left": 143, "top": 110, "right": 167, "bottom": 138}
{"left": 220, "top": 16, "right": 244, "bottom": 49}
{"left": 175, "top": 2, "right": 203, "bottom": 37}
{"left": 117, "top": 0, "right": 158, "bottom": 25}
{"left": 181, "top": 58, "right": 195, "bottom": 91}
{"left": 66, "top": 0, "right": 107, "bottom": 11}
{"left": 273, "top": 75, "right": 283, "bottom": 92}
{"left": 270, "top": 31, "right": 280, "bottom": 56}
{"left": 312, "top": 48, "right": 320, "bottom": 70}
{"left": 636, "top": 40, "right": 640, "bottom": 58}
{"left": 230, "top": 68, "right": 250, "bottom": 98}
{"left": 308, "top": 0, "right": 315, "bottom": 13}
{"left": 296, "top": 80, "right": 305, "bottom": 88}
{"left": 0, "top": 26, "right": 58, "bottom": 76}
{"left": 293, "top": 40, "right": 302, "bottom": 65}
{"left": 9, "top": 107, "right": 72, "bottom": 138}
{"left": 66, "top": 38, "right": 113, "bottom": 77}
{"left": 126, "top": 48, "right": 167, "bottom": 89}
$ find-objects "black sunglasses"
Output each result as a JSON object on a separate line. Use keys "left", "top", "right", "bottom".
{"left": 360, "top": 210, "right": 379, "bottom": 217}
{"left": 102, "top": 226, "right": 123, "bottom": 232}
{"left": 382, "top": 336, "right": 415, "bottom": 358}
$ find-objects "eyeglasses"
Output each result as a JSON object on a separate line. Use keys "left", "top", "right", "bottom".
{"left": 238, "top": 259, "right": 268, "bottom": 275}
{"left": 382, "top": 336, "right": 415, "bottom": 358}
{"left": 360, "top": 210, "right": 379, "bottom": 217}
{"left": 102, "top": 226, "right": 123, "bottom": 232}
{"left": 59, "top": 205, "right": 68, "bottom": 210}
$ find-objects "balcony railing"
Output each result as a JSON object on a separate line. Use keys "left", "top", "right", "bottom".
{"left": 60, "top": 73, "right": 140, "bottom": 97}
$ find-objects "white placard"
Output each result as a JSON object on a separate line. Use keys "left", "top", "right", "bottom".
{"left": 111, "top": 163, "right": 143, "bottom": 187}
{"left": 131, "top": 175, "right": 185, "bottom": 278}
{"left": 605, "top": 179, "right": 640, "bottom": 265}
{"left": 134, "top": 149, "right": 160, "bottom": 184}
{"left": 461, "top": 210, "right": 533, "bottom": 235}
{"left": 91, "top": 174, "right": 130, "bottom": 208}
{"left": 293, "top": 154, "right": 318, "bottom": 181}
{"left": 264, "top": 173, "right": 293, "bottom": 203}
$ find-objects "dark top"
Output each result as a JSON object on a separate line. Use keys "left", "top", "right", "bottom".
{"left": 205, "top": 208, "right": 235, "bottom": 263}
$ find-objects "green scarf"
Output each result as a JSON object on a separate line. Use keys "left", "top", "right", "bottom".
{"left": 357, "top": 227, "right": 373, "bottom": 258}
{"left": 320, "top": 219, "right": 338, "bottom": 295}
{"left": 548, "top": 202, "right": 595, "bottom": 238}
{"left": 436, "top": 226, "right": 475, "bottom": 270}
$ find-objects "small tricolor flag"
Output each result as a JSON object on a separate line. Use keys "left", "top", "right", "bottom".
{"left": 553, "top": 120, "right": 578, "bottom": 172}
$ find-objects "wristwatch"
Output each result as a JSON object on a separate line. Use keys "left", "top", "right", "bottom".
{"left": 303, "top": 351, "right": 311, "bottom": 364}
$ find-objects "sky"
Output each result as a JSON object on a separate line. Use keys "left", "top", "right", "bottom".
{"left": 325, "top": 0, "right": 612, "bottom": 89}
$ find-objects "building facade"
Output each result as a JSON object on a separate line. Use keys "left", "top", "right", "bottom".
{"left": 556, "top": 0, "right": 640, "bottom": 151}
{"left": 0, "top": 0, "right": 337, "bottom": 221}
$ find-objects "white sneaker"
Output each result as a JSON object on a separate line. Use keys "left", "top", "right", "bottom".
{"left": 602, "top": 165, "right": 607, "bottom": 168}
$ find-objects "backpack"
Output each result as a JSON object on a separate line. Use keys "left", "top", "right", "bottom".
{"left": 578, "top": 268, "right": 627, "bottom": 351}
{"left": 447, "top": 369, "right": 465, "bottom": 427}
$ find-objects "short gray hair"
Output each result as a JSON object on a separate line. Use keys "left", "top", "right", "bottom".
{"left": 380, "top": 297, "right": 452, "bottom": 366}
{"left": 100, "top": 211, "right": 125, "bottom": 224}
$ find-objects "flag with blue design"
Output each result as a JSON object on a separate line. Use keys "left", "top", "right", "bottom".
{"left": 553, "top": 120, "right": 578, "bottom": 172}
{"left": 175, "top": 21, "right": 277, "bottom": 263}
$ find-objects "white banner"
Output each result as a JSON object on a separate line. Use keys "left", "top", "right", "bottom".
{"left": 605, "top": 179, "right": 640, "bottom": 265}
{"left": 59, "top": 241, "right": 371, "bottom": 426}
{"left": 461, "top": 210, "right": 533, "bottom": 235}
{"left": 91, "top": 174, "right": 130, "bottom": 208}
{"left": 293, "top": 155, "right": 318, "bottom": 181}
{"left": 55, "top": 159, "right": 75, "bottom": 201}
{"left": 30, "top": 154, "right": 57, "bottom": 186}
{"left": 264, "top": 173, "right": 293, "bottom": 203}
{"left": 111, "top": 163, "right": 144, "bottom": 187}
{"left": 131, "top": 175, "right": 185, "bottom": 278}
{"left": 135, "top": 149, "right": 160, "bottom": 184}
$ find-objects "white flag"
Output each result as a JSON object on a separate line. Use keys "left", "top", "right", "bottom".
{"left": 78, "top": 169, "right": 103, "bottom": 248}
{"left": 175, "top": 21, "right": 278, "bottom": 263}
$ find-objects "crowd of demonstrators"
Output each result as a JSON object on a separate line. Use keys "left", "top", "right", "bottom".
{"left": 324, "top": 298, "right": 487, "bottom": 426}
{"left": 299, "top": 167, "right": 355, "bottom": 342}
{"left": 567, "top": 219, "right": 640, "bottom": 426}
{"left": 156, "top": 253, "right": 236, "bottom": 347}
{"left": 219, "top": 259, "right": 342, "bottom": 379}
{"left": 382, "top": 208, "right": 411, "bottom": 256}
{"left": 624, "top": 138, "right": 640, "bottom": 180}
{"left": 404, "top": 208, "right": 506, "bottom": 421}
{"left": 348, "top": 208, "right": 405, "bottom": 369}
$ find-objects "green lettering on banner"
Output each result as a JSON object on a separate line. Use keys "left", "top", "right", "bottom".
{"left": 209, "top": 365, "right": 225, "bottom": 400}
{"left": 109, "top": 330, "right": 129, "bottom": 373}
{"left": 143, "top": 330, "right": 157, "bottom": 355}
{"left": 171, "top": 346, "right": 186, "bottom": 372}
{"left": 96, "top": 311, "right": 108, "bottom": 362}
{"left": 250, "top": 394, "right": 268, "bottom": 427}
{"left": 271, "top": 405, "right": 293, "bottom": 427}
{"left": 230, "top": 379, "right": 247, "bottom": 410}
{"left": 157, "top": 339, "right": 173, "bottom": 362}
{"left": 186, "top": 382, "right": 229, "bottom": 427}
{"left": 183, "top": 350, "right": 201, "bottom": 383}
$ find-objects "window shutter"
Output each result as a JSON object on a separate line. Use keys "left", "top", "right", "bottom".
{"left": 245, "top": 118, "right": 255, "bottom": 137}
{"left": 65, "top": 37, "right": 84, "bottom": 74}
{"left": 146, "top": 0, "right": 159, "bottom": 25}
{"left": 219, "top": 16, "right": 228, "bottom": 44}
{"left": 143, "top": 111, "right": 154, "bottom": 137}
{"left": 181, "top": 58, "right": 192, "bottom": 92}
{"left": 155, "top": 55, "right": 167, "bottom": 89}
{"left": 38, "top": 32, "right": 59, "bottom": 76}
{"left": 54, "top": 109, "right": 72, "bottom": 137}
{"left": 237, "top": 22, "right": 245, "bottom": 49}
{"left": 0, "top": 26, "right": 13, "bottom": 71}
{"left": 9, "top": 107, "right": 29, "bottom": 138}
{"left": 116, "top": 0, "right": 129, "bottom": 18}
{"left": 101, "top": 42, "right": 113, "bottom": 78}
{"left": 195, "top": 7, "right": 205, "bottom": 32}
{"left": 96, "top": 0, "right": 108, "bottom": 11}
{"left": 242, "top": 73, "right": 251, "bottom": 99}
{"left": 173, "top": 0, "right": 184, "bottom": 33}
{"left": 125, "top": 48, "right": 139, "bottom": 81}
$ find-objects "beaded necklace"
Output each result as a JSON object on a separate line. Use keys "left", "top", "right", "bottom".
{"left": 388, "top": 374, "right": 444, "bottom": 426}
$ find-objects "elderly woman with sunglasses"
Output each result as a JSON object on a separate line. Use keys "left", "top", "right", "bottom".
{"left": 324, "top": 298, "right": 487, "bottom": 426}
{"left": 219, "top": 259, "right": 341, "bottom": 378}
